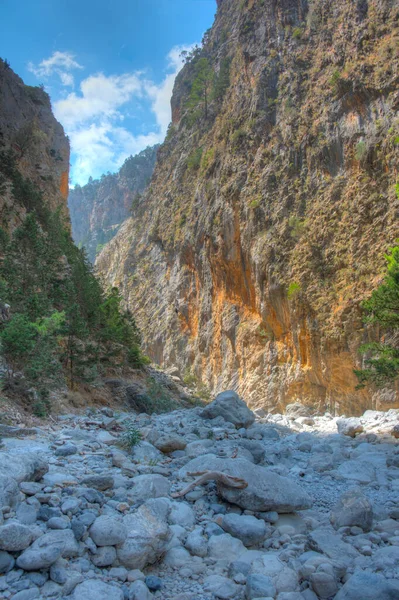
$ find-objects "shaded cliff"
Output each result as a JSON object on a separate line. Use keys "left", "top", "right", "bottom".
{"left": 97, "top": 0, "right": 399, "bottom": 415}
{"left": 0, "top": 59, "right": 70, "bottom": 231}
{"left": 68, "top": 146, "right": 158, "bottom": 262}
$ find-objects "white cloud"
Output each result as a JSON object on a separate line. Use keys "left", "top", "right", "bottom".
{"left": 28, "top": 51, "right": 83, "bottom": 87}
{"left": 46, "top": 44, "right": 195, "bottom": 185}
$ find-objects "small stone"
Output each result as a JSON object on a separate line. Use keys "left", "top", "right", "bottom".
{"left": 81, "top": 474, "right": 114, "bottom": 490}
{"left": 91, "top": 545, "right": 117, "bottom": 567}
{"left": 54, "top": 443, "right": 78, "bottom": 457}
{"left": 145, "top": 575, "right": 162, "bottom": 591}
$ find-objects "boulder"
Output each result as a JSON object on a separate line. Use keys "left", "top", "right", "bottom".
{"left": 117, "top": 499, "right": 171, "bottom": 569}
{"left": 71, "top": 580, "right": 124, "bottom": 600}
{"left": 89, "top": 515, "right": 127, "bottom": 546}
{"left": 128, "top": 474, "right": 170, "bottom": 504}
{"left": 17, "top": 533, "right": 65, "bottom": 570}
{"left": 0, "top": 452, "right": 48, "bottom": 483}
{"left": 80, "top": 474, "right": 114, "bottom": 490}
{"left": 245, "top": 574, "right": 276, "bottom": 599}
{"left": 91, "top": 545, "right": 117, "bottom": 567}
{"left": 220, "top": 513, "right": 267, "bottom": 546}
{"left": 200, "top": 390, "right": 255, "bottom": 428}
{"left": 179, "top": 455, "right": 312, "bottom": 512}
{"left": 334, "top": 571, "right": 398, "bottom": 600}
{"left": 337, "top": 418, "right": 364, "bottom": 438}
{"left": 308, "top": 528, "right": 359, "bottom": 562}
{"left": 204, "top": 575, "right": 239, "bottom": 599}
{"left": 0, "top": 522, "right": 32, "bottom": 551}
{"left": 148, "top": 432, "right": 186, "bottom": 453}
{"left": 131, "top": 441, "right": 163, "bottom": 464}
{"left": 208, "top": 533, "right": 246, "bottom": 560}
{"left": 337, "top": 460, "right": 375, "bottom": 484}
{"left": 330, "top": 488, "right": 373, "bottom": 531}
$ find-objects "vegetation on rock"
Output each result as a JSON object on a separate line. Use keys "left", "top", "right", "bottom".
{"left": 0, "top": 149, "right": 147, "bottom": 413}
{"left": 356, "top": 244, "right": 399, "bottom": 388}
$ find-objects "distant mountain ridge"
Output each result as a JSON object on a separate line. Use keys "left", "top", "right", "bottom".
{"left": 68, "top": 145, "right": 159, "bottom": 262}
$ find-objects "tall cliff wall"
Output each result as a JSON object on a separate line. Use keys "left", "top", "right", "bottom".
{"left": 68, "top": 146, "right": 158, "bottom": 262}
{"left": 0, "top": 59, "right": 70, "bottom": 230}
{"left": 97, "top": 0, "right": 399, "bottom": 415}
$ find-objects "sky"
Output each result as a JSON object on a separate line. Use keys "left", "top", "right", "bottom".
{"left": 0, "top": 0, "right": 216, "bottom": 185}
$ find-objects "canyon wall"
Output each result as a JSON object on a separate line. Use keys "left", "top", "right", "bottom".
{"left": 68, "top": 146, "right": 158, "bottom": 262}
{"left": 0, "top": 59, "right": 70, "bottom": 231}
{"left": 97, "top": 0, "right": 399, "bottom": 415}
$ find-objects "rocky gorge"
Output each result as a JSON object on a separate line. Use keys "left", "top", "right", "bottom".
{"left": 97, "top": 0, "right": 399, "bottom": 415}
{"left": 0, "top": 392, "right": 398, "bottom": 600}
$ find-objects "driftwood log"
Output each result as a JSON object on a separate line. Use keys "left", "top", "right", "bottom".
{"left": 171, "top": 470, "right": 248, "bottom": 499}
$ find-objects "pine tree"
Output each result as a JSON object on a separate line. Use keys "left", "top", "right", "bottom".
{"left": 355, "top": 244, "right": 399, "bottom": 387}
{"left": 187, "top": 58, "right": 214, "bottom": 119}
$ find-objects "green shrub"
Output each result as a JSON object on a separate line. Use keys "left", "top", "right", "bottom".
{"left": 231, "top": 128, "right": 246, "bottom": 150}
{"left": 187, "top": 148, "right": 203, "bottom": 170}
{"left": 355, "top": 243, "right": 399, "bottom": 387}
{"left": 287, "top": 282, "right": 301, "bottom": 299}
{"left": 355, "top": 140, "right": 367, "bottom": 162}
{"left": 119, "top": 422, "right": 142, "bottom": 448}
{"left": 288, "top": 216, "right": 306, "bottom": 239}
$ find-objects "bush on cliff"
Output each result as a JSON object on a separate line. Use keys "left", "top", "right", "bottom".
{"left": 355, "top": 243, "right": 399, "bottom": 387}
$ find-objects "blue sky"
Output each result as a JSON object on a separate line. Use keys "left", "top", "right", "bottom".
{"left": 0, "top": 0, "right": 216, "bottom": 185}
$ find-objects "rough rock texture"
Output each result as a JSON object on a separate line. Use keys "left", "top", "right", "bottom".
{"left": 68, "top": 146, "right": 158, "bottom": 262}
{"left": 0, "top": 60, "right": 70, "bottom": 231}
{"left": 200, "top": 390, "right": 255, "bottom": 428}
{"left": 97, "top": 0, "right": 399, "bottom": 415}
{"left": 179, "top": 454, "right": 313, "bottom": 512}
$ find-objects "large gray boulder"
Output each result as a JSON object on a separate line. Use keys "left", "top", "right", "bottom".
{"left": 71, "top": 580, "right": 124, "bottom": 600}
{"left": 334, "top": 571, "right": 398, "bottom": 600}
{"left": 337, "top": 418, "right": 364, "bottom": 437}
{"left": 179, "top": 455, "right": 312, "bottom": 513}
{"left": 330, "top": 488, "right": 373, "bottom": 531}
{"left": 220, "top": 513, "right": 267, "bottom": 546}
{"left": 0, "top": 452, "right": 48, "bottom": 483}
{"left": 117, "top": 498, "right": 171, "bottom": 569}
{"left": 200, "top": 391, "right": 255, "bottom": 428}
{"left": 17, "top": 533, "right": 65, "bottom": 570}
{"left": 308, "top": 528, "right": 359, "bottom": 562}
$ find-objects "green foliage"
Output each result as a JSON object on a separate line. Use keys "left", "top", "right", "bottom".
{"left": 395, "top": 181, "right": 399, "bottom": 200}
{"left": 355, "top": 243, "right": 399, "bottom": 387}
{"left": 287, "top": 282, "right": 301, "bottom": 299}
{"left": 212, "top": 58, "right": 231, "bottom": 102}
{"left": 292, "top": 27, "right": 303, "bottom": 39}
{"left": 201, "top": 148, "right": 215, "bottom": 173}
{"left": 187, "top": 148, "right": 203, "bottom": 170}
{"left": 119, "top": 422, "right": 142, "bottom": 449}
{"left": 355, "top": 140, "right": 367, "bottom": 162}
{"left": 0, "top": 151, "right": 147, "bottom": 407}
{"left": 289, "top": 216, "right": 306, "bottom": 240}
{"left": 231, "top": 128, "right": 246, "bottom": 150}
{"left": 186, "top": 58, "right": 214, "bottom": 120}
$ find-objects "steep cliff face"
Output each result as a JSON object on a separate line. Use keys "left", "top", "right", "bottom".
{"left": 68, "top": 146, "right": 158, "bottom": 262}
{"left": 97, "top": 0, "right": 399, "bottom": 415}
{"left": 0, "top": 60, "right": 70, "bottom": 230}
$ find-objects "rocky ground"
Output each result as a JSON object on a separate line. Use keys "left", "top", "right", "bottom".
{"left": 0, "top": 394, "right": 398, "bottom": 600}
